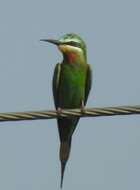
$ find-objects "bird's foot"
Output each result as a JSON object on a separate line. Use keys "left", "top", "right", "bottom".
{"left": 57, "top": 107, "right": 62, "bottom": 115}
{"left": 80, "top": 100, "right": 85, "bottom": 113}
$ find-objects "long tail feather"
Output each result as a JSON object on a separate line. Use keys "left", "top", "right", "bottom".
{"left": 60, "top": 161, "right": 66, "bottom": 188}
{"left": 59, "top": 139, "right": 71, "bottom": 188}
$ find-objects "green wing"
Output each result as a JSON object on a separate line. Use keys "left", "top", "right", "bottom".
{"left": 52, "top": 63, "right": 61, "bottom": 109}
{"left": 84, "top": 64, "right": 92, "bottom": 105}
{"left": 53, "top": 63, "right": 92, "bottom": 107}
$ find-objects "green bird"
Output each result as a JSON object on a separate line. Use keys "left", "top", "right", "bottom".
{"left": 41, "top": 33, "right": 92, "bottom": 188}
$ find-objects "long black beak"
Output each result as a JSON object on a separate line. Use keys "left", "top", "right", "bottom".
{"left": 40, "top": 39, "right": 62, "bottom": 46}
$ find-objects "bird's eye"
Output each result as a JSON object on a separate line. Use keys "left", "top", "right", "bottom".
{"left": 66, "top": 41, "right": 81, "bottom": 48}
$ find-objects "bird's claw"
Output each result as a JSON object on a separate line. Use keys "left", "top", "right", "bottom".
{"left": 57, "top": 107, "right": 62, "bottom": 115}
{"left": 80, "top": 100, "right": 85, "bottom": 113}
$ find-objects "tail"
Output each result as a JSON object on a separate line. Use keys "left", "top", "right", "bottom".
{"left": 60, "top": 139, "right": 72, "bottom": 188}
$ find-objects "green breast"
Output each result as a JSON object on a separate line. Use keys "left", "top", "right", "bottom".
{"left": 59, "top": 63, "right": 87, "bottom": 108}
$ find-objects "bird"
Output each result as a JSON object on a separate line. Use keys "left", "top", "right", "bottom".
{"left": 40, "top": 33, "right": 92, "bottom": 188}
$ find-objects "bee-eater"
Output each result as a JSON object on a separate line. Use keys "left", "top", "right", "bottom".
{"left": 40, "top": 33, "right": 92, "bottom": 188}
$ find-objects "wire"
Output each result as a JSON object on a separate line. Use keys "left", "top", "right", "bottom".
{"left": 0, "top": 105, "right": 139, "bottom": 122}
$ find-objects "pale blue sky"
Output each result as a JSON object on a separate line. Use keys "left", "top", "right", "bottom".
{"left": 0, "top": 0, "right": 140, "bottom": 189}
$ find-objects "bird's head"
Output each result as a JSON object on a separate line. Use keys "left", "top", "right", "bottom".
{"left": 40, "top": 33, "right": 87, "bottom": 63}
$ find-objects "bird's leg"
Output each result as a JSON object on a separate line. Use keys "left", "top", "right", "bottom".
{"left": 80, "top": 100, "right": 85, "bottom": 113}
{"left": 57, "top": 107, "right": 62, "bottom": 115}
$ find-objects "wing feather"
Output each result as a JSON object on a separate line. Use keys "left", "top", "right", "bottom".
{"left": 84, "top": 64, "right": 92, "bottom": 105}
{"left": 52, "top": 63, "right": 61, "bottom": 109}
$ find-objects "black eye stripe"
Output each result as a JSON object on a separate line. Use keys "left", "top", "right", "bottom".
{"left": 65, "top": 41, "right": 81, "bottom": 48}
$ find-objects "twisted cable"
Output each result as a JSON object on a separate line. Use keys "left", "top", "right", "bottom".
{"left": 0, "top": 105, "right": 139, "bottom": 122}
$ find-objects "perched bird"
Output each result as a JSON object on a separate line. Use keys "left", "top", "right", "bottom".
{"left": 40, "top": 33, "right": 92, "bottom": 188}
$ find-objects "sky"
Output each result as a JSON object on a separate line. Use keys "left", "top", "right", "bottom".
{"left": 0, "top": 0, "right": 140, "bottom": 189}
